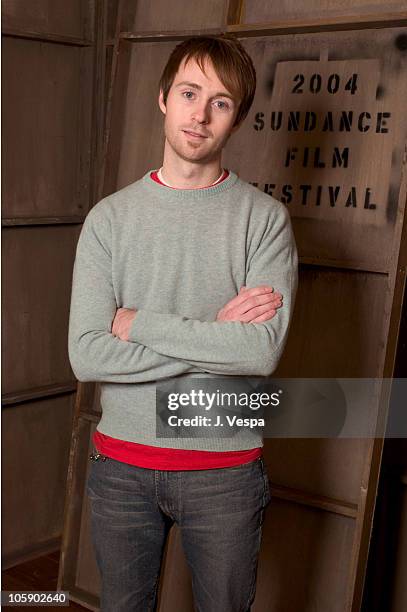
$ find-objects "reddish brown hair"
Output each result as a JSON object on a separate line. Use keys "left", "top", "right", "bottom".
{"left": 158, "top": 36, "right": 256, "bottom": 128}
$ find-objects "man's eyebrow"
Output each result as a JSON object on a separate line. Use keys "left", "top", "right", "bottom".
{"left": 175, "top": 81, "right": 235, "bottom": 100}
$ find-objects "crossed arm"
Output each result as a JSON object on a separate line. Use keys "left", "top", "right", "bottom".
{"left": 68, "top": 203, "right": 297, "bottom": 383}
{"left": 111, "top": 284, "right": 282, "bottom": 340}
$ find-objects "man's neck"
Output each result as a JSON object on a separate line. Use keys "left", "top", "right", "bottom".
{"left": 160, "top": 154, "right": 223, "bottom": 189}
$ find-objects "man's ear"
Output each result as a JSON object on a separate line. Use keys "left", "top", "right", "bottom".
{"left": 158, "top": 89, "right": 166, "bottom": 115}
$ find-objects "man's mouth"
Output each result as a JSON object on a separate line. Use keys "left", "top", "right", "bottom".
{"left": 183, "top": 130, "right": 208, "bottom": 139}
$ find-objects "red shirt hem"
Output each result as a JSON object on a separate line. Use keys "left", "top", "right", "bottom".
{"left": 93, "top": 431, "right": 262, "bottom": 471}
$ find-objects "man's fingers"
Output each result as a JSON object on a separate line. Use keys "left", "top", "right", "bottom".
{"left": 238, "top": 301, "right": 282, "bottom": 322}
{"left": 234, "top": 291, "right": 283, "bottom": 316}
{"left": 223, "top": 285, "right": 277, "bottom": 313}
{"left": 242, "top": 292, "right": 282, "bottom": 314}
{"left": 250, "top": 308, "right": 279, "bottom": 323}
{"left": 217, "top": 294, "right": 283, "bottom": 321}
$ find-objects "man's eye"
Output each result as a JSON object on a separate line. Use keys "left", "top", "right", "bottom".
{"left": 183, "top": 91, "right": 194, "bottom": 99}
{"left": 215, "top": 100, "right": 229, "bottom": 110}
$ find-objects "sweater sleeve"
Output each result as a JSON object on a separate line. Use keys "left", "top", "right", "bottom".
{"left": 128, "top": 202, "right": 298, "bottom": 377}
{"left": 68, "top": 205, "right": 205, "bottom": 383}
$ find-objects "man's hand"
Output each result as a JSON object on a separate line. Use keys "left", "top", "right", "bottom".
{"left": 111, "top": 307, "right": 137, "bottom": 341}
{"left": 216, "top": 285, "right": 283, "bottom": 323}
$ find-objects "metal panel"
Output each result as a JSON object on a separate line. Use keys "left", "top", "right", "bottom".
{"left": 1, "top": 395, "right": 75, "bottom": 566}
{"left": 2, "top": 38, "right": 93, "bottom": 219}
{"left": 2, "top": 225, "right": 80, "bottom": 394}
{"left": 1, "top": 0, "right": 94, "bottom": 40}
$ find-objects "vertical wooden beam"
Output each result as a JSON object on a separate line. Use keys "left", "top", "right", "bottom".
{"left": 97, "top": 0, "right": 124, "bottom": 201}
{"left": 57, "top": 406, "right": 96, "bottom": 592}
{"left": 90, "top": 0, "right": 108, "bottom": 206}
{"left": 227, "top": 0, "right": 244, "bottom": 26}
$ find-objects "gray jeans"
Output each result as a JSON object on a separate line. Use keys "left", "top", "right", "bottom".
{"left": 86, "top": 453, "right": 271, "bottom": 612}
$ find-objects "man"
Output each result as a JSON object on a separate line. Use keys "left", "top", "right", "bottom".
{"left": 68, "top": 35, "right": 298, "bottom": 612}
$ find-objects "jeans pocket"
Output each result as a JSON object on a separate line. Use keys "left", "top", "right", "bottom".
{"left": 86, "top": 450, "right": 109, "bottom": 496}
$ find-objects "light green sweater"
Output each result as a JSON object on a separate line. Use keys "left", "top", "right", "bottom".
{"left": 68, "top": 169, "right": 298, "bottom": 451}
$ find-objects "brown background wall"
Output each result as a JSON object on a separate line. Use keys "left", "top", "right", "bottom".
{"left": 2, "top": 0, "right": 98, "bottom": 567}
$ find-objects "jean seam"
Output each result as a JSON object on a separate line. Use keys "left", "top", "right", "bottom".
{"left": 240, "top": 458, "right": 266, "bottom": 611}
{"left": 242, "top": 504, "right": 263, "bottom": 612}
{"left": 147, "top": 571, "right": 161, "bottom": 612}
{"left": 259, "top": 457, "right": 271, "bottom": 508}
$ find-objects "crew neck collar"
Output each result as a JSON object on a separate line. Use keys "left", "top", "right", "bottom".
{"left": 157, "top": 167, "right": 227, "bottom": 188}
{"left": 140, "top": 168, "right": 239, "bottom": 201}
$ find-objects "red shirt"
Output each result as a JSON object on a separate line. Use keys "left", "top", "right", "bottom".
{"left": 93, "top": 168, "right": 262, "bottom": 470}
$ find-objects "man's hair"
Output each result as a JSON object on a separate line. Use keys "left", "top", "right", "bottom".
{"left": 158, "top": 36, "right": 256, "bottom": 128}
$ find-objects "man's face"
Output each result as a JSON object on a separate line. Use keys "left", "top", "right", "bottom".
{"left": 158, "top": 56, "right": 241, "bottom": 165}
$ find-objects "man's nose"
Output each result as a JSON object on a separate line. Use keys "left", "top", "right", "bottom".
{"left": 191, "top": 101, "right": 210, "bottom": 124}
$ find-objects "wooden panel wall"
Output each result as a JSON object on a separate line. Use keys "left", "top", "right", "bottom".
{"left": 361, "top": 443, "right": 407, "bottom": 611}
{"left": 2, "top": 40, "right": 93, "bottom": 218}
{"left": 2, "top": 0, "right": 94, "bottom": 40}
{"left": 1, "top": 0, "right": 101, "bottom": 568}
{"left": 103, "top": 40, "right": 173, "bottom": 194}
{"left": 255, "top": 501, "right": 356, "bottom": 611}
{"left": 243, "top": 0, "right": 406, "bottom": 23}
{"left": 2, "top": 226, "right": 80, "bottom": 393}
{"left": 2, "top": 395, "right": 76, "bottom": 567}
{"left": 58, "top": 1, "right": 407, "bottom": 611}
{"left": 120, "top": 0, "right": 228, "bottom": 32}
